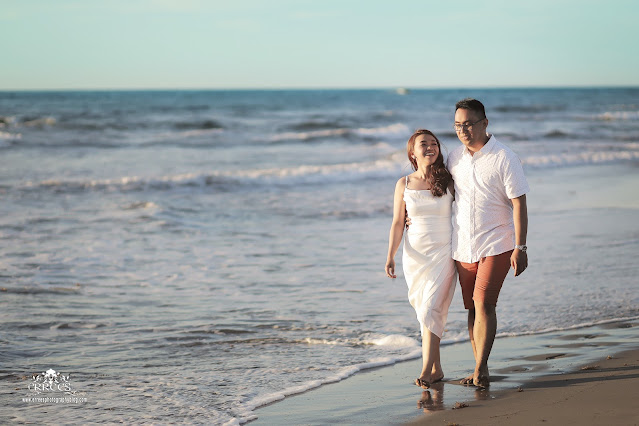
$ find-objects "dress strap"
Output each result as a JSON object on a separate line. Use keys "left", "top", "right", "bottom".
{"left": 405, "top": 175, "right": 409, "bottom": 190}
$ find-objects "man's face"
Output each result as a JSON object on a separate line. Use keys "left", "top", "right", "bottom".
{"left": 454, "top": 108, "right": 488, "bottom": 151}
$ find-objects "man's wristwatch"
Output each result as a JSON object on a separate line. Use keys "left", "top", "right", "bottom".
{"left": 515, "top": 245, "right": 527, "bottom": 252}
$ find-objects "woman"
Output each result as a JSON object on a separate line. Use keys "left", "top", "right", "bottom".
{"left": 385, "top": 129, "right": 457, "bottom": 389}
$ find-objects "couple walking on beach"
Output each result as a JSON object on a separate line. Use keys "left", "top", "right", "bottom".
{"left": 385, "top": 98, "right": 529, "bottom": 389}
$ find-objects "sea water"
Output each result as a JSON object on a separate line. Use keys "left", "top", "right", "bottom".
{"left": 1, "top": 88, "right": 638, "bottom": 424}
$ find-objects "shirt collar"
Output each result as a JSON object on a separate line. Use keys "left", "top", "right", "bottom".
{"left": 463, "top": 133, "right": 495, "bottom": 158}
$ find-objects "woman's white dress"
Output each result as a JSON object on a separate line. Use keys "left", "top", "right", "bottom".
{"left": 402, "top": 177, "right": 456, "bottom": 338}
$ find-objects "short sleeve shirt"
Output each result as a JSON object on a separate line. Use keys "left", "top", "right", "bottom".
{"left": 447, "top": 135, "right": 529, "bottom": 263}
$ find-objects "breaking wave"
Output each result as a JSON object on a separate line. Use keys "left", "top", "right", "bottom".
{"left": 597, "top": 111, "right": 639, "bottom": 121}
{"left": 270, "top": 123, "right": 410, "bottom": 142}
{"left": 11, "top": 140, "right": 639, "bottom": 196}
{"left": 15, "top": 156, "right": 403, "bottom": 195}
{"left": 523, "top": 142, "right": 639, "bottom": 168}
{"left": 172, "top": 119, "right": 224, "bottom": 130}
{"left": 0, "top": 131, "right": 22, "bottom": 141}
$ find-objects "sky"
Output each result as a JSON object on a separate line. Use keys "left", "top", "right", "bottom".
{"left": 1, "top": 0, "right": 638, "bottom": 90}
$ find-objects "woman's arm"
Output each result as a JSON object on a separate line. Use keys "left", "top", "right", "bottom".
{"left": 385, "top": 178, "right": 407, "bottom": 278}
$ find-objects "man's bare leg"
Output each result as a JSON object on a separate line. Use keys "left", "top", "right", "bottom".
{"left": 460, "top": 308, "right": 478, "bottom": 385}
{"left": 472, "top": 301, "right": 497, "bottom": 388}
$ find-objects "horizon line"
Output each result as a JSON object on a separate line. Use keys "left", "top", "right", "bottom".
{"left": 1, "top": 84, "right": 638, "bottom": 92}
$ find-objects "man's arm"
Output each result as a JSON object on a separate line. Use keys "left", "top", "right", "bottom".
{"left": 511, "top": 194, "right": 528, "bottom": 276}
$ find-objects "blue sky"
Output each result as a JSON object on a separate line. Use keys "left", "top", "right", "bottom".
{"left": 1, "top": 0, "right": 637, "bottom": 90}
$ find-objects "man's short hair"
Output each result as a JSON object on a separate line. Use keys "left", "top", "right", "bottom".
{"left": 455, "top": 98, "right": 486, "bottom": 119}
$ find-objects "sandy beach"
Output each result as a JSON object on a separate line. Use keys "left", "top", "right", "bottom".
{"left": 409, "top": 347, "right": 639, "bottom": 425}
{"left": 254, "top": 320, "right": 639, "bottom": 425}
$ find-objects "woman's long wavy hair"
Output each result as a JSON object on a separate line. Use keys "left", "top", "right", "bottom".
{"left": 406, "top": 129, "right": 452, "bottom": 197}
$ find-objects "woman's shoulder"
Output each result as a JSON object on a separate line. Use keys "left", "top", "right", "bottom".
{"left": 397, "top": 175, "right": 410, "bottom": 185}
{"left": 395, "top": 175, "right": 409, "bottom": 191}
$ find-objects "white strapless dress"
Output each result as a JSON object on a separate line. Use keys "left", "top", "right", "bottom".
{"left": 402, "top": 185, "right": 456, "bottom": 338}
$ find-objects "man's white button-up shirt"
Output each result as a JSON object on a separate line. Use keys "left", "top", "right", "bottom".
{"left": 447, "top": 135, "right": 529, "bottom": 263}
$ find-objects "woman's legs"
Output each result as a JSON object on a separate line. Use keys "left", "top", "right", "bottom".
{"left": 416, "top": 325, "right": 444, "bottom": 388}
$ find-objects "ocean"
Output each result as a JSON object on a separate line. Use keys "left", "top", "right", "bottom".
{"left": 1, "top": 88, "right": 638, "bottom": 424}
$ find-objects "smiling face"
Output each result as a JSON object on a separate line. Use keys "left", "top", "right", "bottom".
{"left": 412, "top": 133, "right": 440, "bottom": 168}
{"left": 454, "top": 108, "right": 488, "bottom": 152}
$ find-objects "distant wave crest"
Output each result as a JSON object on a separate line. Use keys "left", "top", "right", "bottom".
{"left": 523, "top": 142, "right": 639, "bottom": 168}
{"left": 269, "top": 123, "right": 409, "bottom": 142}
{"left": 172, "top": 119, "right": 224, "bottom": 130}
{"left": 1, "top": 115, "right": 56, "bottom": 129}
{"left": 597, "top": 111, "right": 639, "bottom": 121}
{"left": 13, "top": 140, "right": 639, "bottom": 195}
{"left": 17, "top": 156, "right": 403, "bottom": 195}
{"left": 0, "top": 131, "right": 22, "bottom": 141}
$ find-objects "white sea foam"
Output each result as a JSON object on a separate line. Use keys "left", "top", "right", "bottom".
{"left": 302, "top": 334, "right": 421, "bottom": 347}
{"left": 241, "top": 336, "right": 422, "bottom": 424}
{"left": 302, "top": 337, "right": 345, "bottom": 345}
{"left": 20, "top": 156, "right": 405, "bottom": 194}
{"left": 367, "top": 334, "right": 420, "bottom": 347}
{"left": 523, "top": 149, "right": 639, "bottom": 168}
{"left": 354, "top": 123, "right": 410, "bottom": 136}
{"left": 121, "top": 201, "right": 160, "bottom": 210}
{"left": 0, "top": 131, "right": 22, "bottom": 140}
{"left": 271, "top": 128, "right": 350, "bottom": 141}
{"left": 22, "top": 116, "right": 56, "bottom": 127}
{"left": 597, "top": 111, "right": 639, "bottom": 121}
{"left": 269, "top": 123, "right": 410, "bottom": 142}
{"left": 18, "top": 139, "right": 639, "bottom": 196}
{"left": 0, "top": 115, "right": 16, "bottom": 127}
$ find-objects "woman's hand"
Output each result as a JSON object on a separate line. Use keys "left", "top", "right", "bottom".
{"left": 385, "top": 259, "right": 396, "bottom": 278}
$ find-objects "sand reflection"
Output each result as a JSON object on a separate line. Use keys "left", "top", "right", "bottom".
{"left": 417, "top": 382, "right": 445, "bottom": 413}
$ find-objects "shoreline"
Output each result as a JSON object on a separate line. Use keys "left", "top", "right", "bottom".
{"left": 253, "top": 319, "right": 639, "bottom": 425}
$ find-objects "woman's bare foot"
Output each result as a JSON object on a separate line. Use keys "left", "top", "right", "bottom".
{"left": 416, "top": 364, "right": 444, "bottom": 389}
{"left": 431, "top": 371, "right": 444, "bottom": 383}
{"left": 415, "top": 378, "right": 430, "bottom": 389}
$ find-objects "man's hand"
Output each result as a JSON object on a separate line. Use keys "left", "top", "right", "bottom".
{"left": 511, "top": 249, "right": 528, "bottom": 276}
{"left": 405, "top": 208, "right": 412, "bottom": 230}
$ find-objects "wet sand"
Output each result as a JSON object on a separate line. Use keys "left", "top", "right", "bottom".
{"left": 253, "top": 320, "right": 639, "bottom": 425}
{"left": 409, "top": 347, "right": 639, "bottom": 425}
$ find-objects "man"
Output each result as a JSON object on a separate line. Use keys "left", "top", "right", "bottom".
{"left": 448, "top": 98, "right": 529, "bottom": 388}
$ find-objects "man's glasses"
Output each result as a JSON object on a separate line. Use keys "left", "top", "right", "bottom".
{"left": 453, "top": 118, "right": 485, "bottom": 132}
